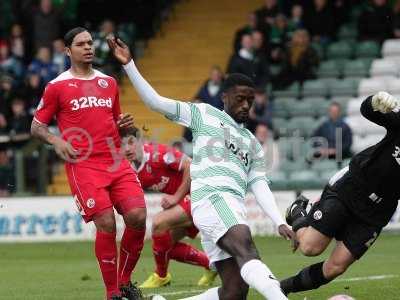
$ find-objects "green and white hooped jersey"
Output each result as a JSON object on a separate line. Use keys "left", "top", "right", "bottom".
{"left": 165, "top": 102, "right": 268, "bottom": 203}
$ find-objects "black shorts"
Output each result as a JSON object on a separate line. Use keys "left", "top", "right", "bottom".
{"left": 307, "top": 172, "right": 382, "bottom": 259}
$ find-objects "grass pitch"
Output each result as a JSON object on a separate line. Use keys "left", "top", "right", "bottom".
{"left": 0, "top": 234, "right": 399, "bottom": 299}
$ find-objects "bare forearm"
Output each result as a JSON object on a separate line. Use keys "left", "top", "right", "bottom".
{"left": 174, "top": 159, "right": 191, "bottom": 200}
{"left": 31, "top": 120, "right": 58, "bottom": 145}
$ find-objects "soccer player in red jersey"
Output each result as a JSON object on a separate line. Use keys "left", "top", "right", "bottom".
{"left": 31, "top": 27, "right": 145, "bottom": 300}
{"left": 122, "top": 128, "right": 217, "bottom": 288}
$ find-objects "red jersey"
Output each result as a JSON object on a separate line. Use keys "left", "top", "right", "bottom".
{"left": 34, "top": 69, "right": 122, "bottom": 166}
{"left": 134, "top": 143, "right": 184, "bottom": 194}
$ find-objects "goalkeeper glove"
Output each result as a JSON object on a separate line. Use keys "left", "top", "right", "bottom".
{"left": 371, "top": 91, "right": 399, "bottom": 113}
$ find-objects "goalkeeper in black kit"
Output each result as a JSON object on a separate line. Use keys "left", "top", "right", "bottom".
{"left": 281, "top": 91, "right": 400, "bottom": 295}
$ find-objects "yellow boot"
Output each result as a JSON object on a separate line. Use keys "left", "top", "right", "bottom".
{"left": 139, "top": 272, "right": 171, "bottom": 288}
{"left": 197, "top": 269, "right": 218, "bottom": 287}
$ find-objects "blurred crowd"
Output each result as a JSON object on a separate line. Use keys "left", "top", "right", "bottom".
{"left": 189, "top": 0, "right": 399, "bottom": 167}
{"left": 0, "top": 0, "right": 176, "bottom": 195}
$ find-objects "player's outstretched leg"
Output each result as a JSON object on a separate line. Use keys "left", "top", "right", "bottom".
{"left": 141, "top": 205, "right": 216, "bottom": 288}
{"left": 281, "top": 189, "right": 359, "bottom": 296}
{"left": 141, "top": 229, "right": 173, "bottom": 288}
{"left": 119, "top": 207, "right": 146, "bottom": 300}
{"left": 280, "top": 241, "right": 355, "bottom": 295}
{"left": 218, "top": 224, "right": 287, "bottom": 300}
{"left": 93, "top": 209, "right": 121, "bottom": 300}
{"left": 179, "top": 257, "right": 248, "bottom": 300}
{"left": 169, "top": 228, "right": 217, "bottom": 287}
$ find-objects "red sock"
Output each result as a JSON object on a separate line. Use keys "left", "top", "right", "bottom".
{"left": 169, "top": 242, "right": 210, "bottom": 269}
{"left": 95, "top": 231, "right": 119, "bottom": 299}
{"left": 152, "top": 231, "right": 173, "bottom": 277}
{"left": 118, "top": 227, "right": 145, "bottom": 285}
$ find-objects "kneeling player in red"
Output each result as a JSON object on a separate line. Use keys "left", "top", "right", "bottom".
{"left": 122, "top": 128, "right": 217, "bottom": 288}
{"left": 31, "top": 27, "right": 145, "bottom": 300}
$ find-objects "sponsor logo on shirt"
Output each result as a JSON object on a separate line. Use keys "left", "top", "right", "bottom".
{"left": 224, "top": 139, "right": 249, "bottom": 167}
{"left": 70, "top": 96, "right": 112, "bottom": 111}
{"left": 369, "top": 193, "right": 383, "bottom": 204}
{"left": 221, "top": 122, "right": 250, "bottom": 167}
{"left": 149, "top": 176, "right": 170, "bottom": 191}
{"left": 86, "top": 198, "right": 96, "bottom": 209}
{"left": 163, "top": 152, "right": 176, "bottom": 165}
{"left": 313, "top": 210, "right": 323, "bottom": 220}
{"left": 98, "top": 79, "right": 108, "bottom": 88}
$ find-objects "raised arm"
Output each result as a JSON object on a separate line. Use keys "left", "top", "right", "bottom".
{"left": 248, "top": 140, "right": 296, "bottom": 245}
{"left": 360, "top": 92, "right": 400, "bottom": 131}
{"left": 107, "top": 37, "right": 193, "bottom": 127}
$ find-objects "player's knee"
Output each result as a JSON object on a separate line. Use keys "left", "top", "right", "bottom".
{"left": 299, "top": 242, "right": 324, "bottom": 257}
{"left": 95, "top": 218, "right": 116, "bottom": 233}
{"left": 221, "top": 285, "right": 248, "bottom": 300}
{"left": 324, "top": 261, "right": 348, "bottom": 279}
{"left": 124, "top": 208, "right": 146, "bottom": 229}
{"left": 93, "top": 210, "right": 116, "bottom": 232}
{"left": 234, "top": 240, "right": 259, "bottom": 266}
{"left": 225, "top": 233, "right": 258, "bottom": 260}
{"left": 151, "top": 214, "right": 168, "bottom": 235}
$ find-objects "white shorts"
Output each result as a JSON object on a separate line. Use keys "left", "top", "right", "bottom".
{"left": 191, "top": 193, "right": 248, "bottom": 267}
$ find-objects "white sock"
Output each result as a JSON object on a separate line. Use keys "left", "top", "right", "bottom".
{"left": 240, "top": 259, "right": 287, "bottom": 300}
{"left": 179, "top": 287, "right": 219, "bottom": 300}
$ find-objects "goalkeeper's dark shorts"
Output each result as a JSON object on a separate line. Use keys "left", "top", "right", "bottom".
{"left": 307, "top": 171, "right": 382, "bottom": 259}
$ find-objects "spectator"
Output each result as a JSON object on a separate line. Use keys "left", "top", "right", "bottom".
{"left": 273, "top": 29, "right": 319, "bottom": 89}
{"left": 233, "top": 13, "right": 262, "bottom": 53}
{"left": 93, "top": 19, "right": 126, "bottom": 77}
{"left": 392, "top": 0, "right": 400, "bottom": 38}
{"left": 288, "top": 4, "right": 304, "bottom": 32}
{"left": 0, "top": 113, "right": 7, "bottom": 135}
{"left": 0, "top": 1, "right": 15, "bottom": 40}
{"left": 195, "top": 66, "right": 224, "bottom": 110}
{"left": 28, "top": 47, "right": 58, "bottom": 84}
{"left": 252, "top": 30, "right": 269, "bottom": 58}
{"left": 52, "top": 39, "right": 69, "bottom": 75}
{"left": 254, "top": 123, "right": 280, "bottom": 173}
{"left": 0, "top": 74, "right": 16, "bottom": 114}
{"left": 171, "top": 140, "right": 184, "bottom": 153}
{"left": 247, "top": 88, "right": 273, "bottom": 133}
{"left": 0, "top": 149, "right": 13, "bottom": 196}
{"left": 304, "top": 0, "right": 335, "bottom": 43}
{"left": 333, "top": 0, "right": 351, "bottom": 30}
{"left": 8, "top": 24, "right": 26, "bottom": 62}
{"left": 8, "top": 97, "right": 31, "bottom": 135}
{"left": 255, "top": 0, "right": 281, "bottom": 27}
{"left": 21, "top": 72, "right": 44, "bottom": 115}
{"left": 358, "top": 0, "right": 393, "bottom": 42}
{"left": 0, "top": 41, "right": 24, "bottom": 80}
{"left": 227, "top": 34, "right": 269, "bottom": 88}
{"left": 269, "top": 14, "right": 290, "bottom": 50}
{"left": 26, "top": 0, "right": 65, "bottom": 50}
{"left": 312, "top": 102, "right": 352, "bottom": 159}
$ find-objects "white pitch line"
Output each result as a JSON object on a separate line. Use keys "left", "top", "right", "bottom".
{"left": 335, "top": 274, "right": 399, "bottom": 282}
{"left": 145, "top": 275, "right": 400, "bottom": 298}
{"left": 145, "top": 288, "right": 206, "bottom": 297}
